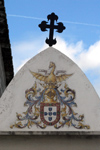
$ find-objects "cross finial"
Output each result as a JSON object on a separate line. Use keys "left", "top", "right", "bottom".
{"left": 38, "top": 12, "right": 66, "bottom": 47}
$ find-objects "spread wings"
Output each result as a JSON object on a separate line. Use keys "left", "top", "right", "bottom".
{"left": 56, "top": 74, "right": 73, "bottom": 82}
{"left": 30, "top": 71, "right": 47, "bottom": 82}
{"left": 30, "top": 70, "right": 72, "bottom": 83}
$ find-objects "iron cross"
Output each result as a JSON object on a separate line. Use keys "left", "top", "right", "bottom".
{"left": 38, "top": 13, "right": 66, "bottom": 47}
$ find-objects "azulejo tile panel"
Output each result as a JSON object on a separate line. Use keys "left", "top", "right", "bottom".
{"left": 10, "top": 62, "right": 90, "bottom": 130}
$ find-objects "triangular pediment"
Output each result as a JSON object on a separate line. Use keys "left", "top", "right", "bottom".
{"left": 0, "top": 47, "right": 100, "bottom": 134}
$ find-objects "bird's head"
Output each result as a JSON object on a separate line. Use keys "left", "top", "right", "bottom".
{"left": 49, "top": 62, "right": 55, "bottom": 69}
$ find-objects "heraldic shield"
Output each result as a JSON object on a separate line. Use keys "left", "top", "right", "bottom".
{"left": 40, "top": 103, "right": 60, "bottom": 126}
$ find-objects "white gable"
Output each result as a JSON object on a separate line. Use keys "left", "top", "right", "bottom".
{"left": 0, "top": 47, "right": 100, "bottom": 134}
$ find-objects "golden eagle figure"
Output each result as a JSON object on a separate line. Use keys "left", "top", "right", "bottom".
{"left": 30, "top": 62, "right": 72, "bottom": 84}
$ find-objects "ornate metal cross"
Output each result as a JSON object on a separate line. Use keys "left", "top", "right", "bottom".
{"left": 38, "top": 13, "right": 66, "bottom": 47}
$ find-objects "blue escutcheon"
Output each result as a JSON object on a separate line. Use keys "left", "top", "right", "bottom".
{"left": 53, "top": 112, "right": 56, "bottom": 116}
{"left": 49, "top": 112, "right": 52, "bottom": 116}
{"left": 49, "top": 107, "right": 52, "bottom": 111}
{"left": 48, "top": 117, "right": 52, "bottom": 121}
{"left": 44, "top": 112, "right": 47, "bottom": 116}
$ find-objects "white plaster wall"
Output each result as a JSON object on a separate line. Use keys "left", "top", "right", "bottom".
{"left": 0, "top": 45, "right": 6, "bottom": 97}
{"left": 0, "top": 47, "right": 100, "bottom": 133}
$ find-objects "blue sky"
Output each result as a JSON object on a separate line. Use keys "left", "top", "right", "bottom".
{"left": 4, "top": 0, "right": 100, "bottom": 97}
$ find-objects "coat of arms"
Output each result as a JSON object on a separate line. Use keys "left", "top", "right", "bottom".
{"left": 10, "top": 62, "right": 90, "bottom": 129}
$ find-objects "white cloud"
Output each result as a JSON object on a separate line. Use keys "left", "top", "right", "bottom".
{"left": 12, "top": 38, "right": 45, "bottom": 74}
{"left": 13, "top": 41, "right": 35, "bottom": 52}
{"left": 16, "top": 58, "right": 30, "bottom": 72}
{"left": 77, "top": 41, "right": 100, "bottom": 70}
{"left": 12, "top": 37, "right": 100, "bottom": 97}
{"left": 13, "top": 36, "right": 100, "bottom": 73}
{"left": 12, "top": 38, "right": 44, "bottom": 53}
{"left": 53, "top": 37, "right": 100, "bottom": 72}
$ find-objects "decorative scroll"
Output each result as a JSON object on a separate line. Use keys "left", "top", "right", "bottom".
{"left": 10, "top": 62, "right": 90, "bottom": 129}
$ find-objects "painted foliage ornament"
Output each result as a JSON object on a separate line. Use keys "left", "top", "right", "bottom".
{"left": 11, "top": 62, "right": 90, "bottom": 129}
